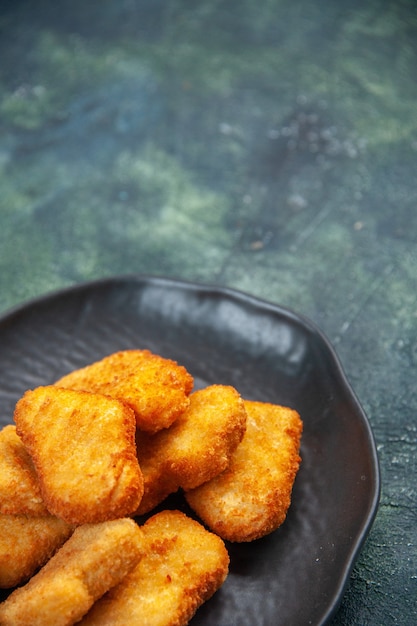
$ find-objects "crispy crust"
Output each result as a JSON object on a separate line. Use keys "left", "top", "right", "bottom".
{"left": 0, "top": 425, "right": 47, "bottom": 516}
{"left": 186, "top": 400, "right": 303, "bottom": 542}
{"left": 0, "top": 518, "right": 144, "bottom": 626}
{"left": 54, "top": 350, "right": 194, "bottom": 433}
{"left": 135, "top": 385, "right": 247, "bottom": 515}
{"left": 0, "top": 514, "right": 73, "bottom": 589}
{"left": 78, "top": 510, "right": 229, "bottom": 626}
{"left": 14, "top": 386, "right": 144, "bottom": 524}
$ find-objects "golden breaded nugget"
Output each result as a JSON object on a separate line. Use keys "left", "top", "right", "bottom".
{"left": 55, "top": 350, "right": 194, "bottom": 433}
{"left": 0, "top": 425, "right": 47, "bottom": 516}
{"left": 0, "top": 518, "right": 144, "bottom": 626}
{"left": 186, "top": 401, "right": 302, "bottom": 542}
{"left": 78, "top": 510, "right": 229, "bottom": 626}
{"left": 0, "top": 513, "right": 72, "bottom": 588}
{"left": 14, "top": 386, "right": 144, "bottom": 524}
{"left": 135, "top": 385, "right": 247, "bottom": 514}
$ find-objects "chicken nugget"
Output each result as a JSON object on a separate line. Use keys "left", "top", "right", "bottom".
{"left": 0, "top": 425, "right": 47, "bottom": 516}
{"left": 135, "top": 385, "right": 247, "bottom": 515}
{"left": 78, "top": 510, "right": 229, "bottom": 626}
{"left": 0, "top": 518, "right": 144, "bottom": 626}
{"left": 0, "top": 513, "right": 72, "bottom": 588}
{"left": 14, "top": 386, "right": 143, "bottom": 524}
{"left": 186, "top": 400, "right": 302, "bottom": 542}
{"left": 55, "top": 350, "right": 194, "bottom": 433}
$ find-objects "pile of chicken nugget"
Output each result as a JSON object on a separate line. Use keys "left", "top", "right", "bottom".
{"left": 0, "top": 349, "right": 302, "bottom": 626}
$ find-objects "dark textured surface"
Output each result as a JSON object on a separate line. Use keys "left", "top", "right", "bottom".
{"left": 0, "top": 277, "right": 379, "bottom": 624}
{"left": 0, "top": 1, "right": 416, "bottom": 623}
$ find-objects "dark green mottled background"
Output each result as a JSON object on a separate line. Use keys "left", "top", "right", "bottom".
{"left": 1, "top": 0, "right": 417, "bottom": 623}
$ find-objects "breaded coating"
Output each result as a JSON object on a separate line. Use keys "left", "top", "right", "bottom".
{"left": 0, "top": 425, "right": 47, "bottom": 516}
{"left": 0, "top": 513, "right": 72, "bottom": 588}
{"left": 0, "top": 518, "right": 144, "bottom": 626}
{"left": 186, "top": 401, "right": 302, "bottom": 542}
{"left": 79, "top": 510, "right": 229, "bottom": 626}
{"left": 135, "top": 385, "right": 247, "bottom": 515}
{"left": 54, "top": 350, "right": 194, "bottom": 433}
{"left": 14, "top": 386, "right": 144, "bottom": 524}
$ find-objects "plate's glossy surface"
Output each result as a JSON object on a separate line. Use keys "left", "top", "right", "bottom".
{"left": 0, "top": 276, "right": 380, "bottom": 624}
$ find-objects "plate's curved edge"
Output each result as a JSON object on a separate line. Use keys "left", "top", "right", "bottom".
{"left": 0, "top": 273, "right": 381, "bottom": 624}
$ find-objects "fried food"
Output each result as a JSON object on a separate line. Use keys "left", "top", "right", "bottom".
{"left": 186, "top": 400, "right": 303, "bottom": 542}
{"left": 0, "top": 513, "right": 72, "bottom": 589}
{"left": 0, "top": 425, "right": 47, "bottom": 516}
{"left": 78, "top": 510, "right": 229, "bottom": 626}
{"left": 0, "top": 518, "right": 144, "bottom": 626}
{"left": 135, "top": 385, "right": 247, "bottom": 514}
{"left": 2, "top": 346, "right": 303, "bottom": 624}
{"left": 14, "top": 386, "right": 143, "bottom": 525}
{"left": 54, "top": 350, "right": 194, "bottom": 433}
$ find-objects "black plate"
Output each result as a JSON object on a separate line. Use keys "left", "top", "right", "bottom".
{"left": 0, "top": 275, "right": 380, "bottom": 624}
